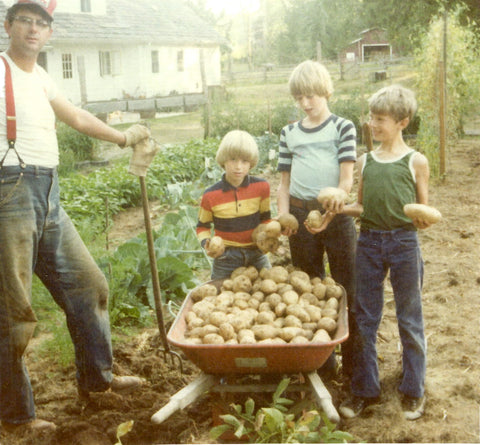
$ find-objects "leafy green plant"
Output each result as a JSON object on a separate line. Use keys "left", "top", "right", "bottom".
{"left": 56, "top": 121, "right": 99, "bottom": 174}
{"left": 210, "top": 378, "right": 353, "bottom": 443}
{"left": 100, "top": 206, "right": 207, "bottom": 326}
{"left": 415, "top": 5, "right": 480, "bottom": 176}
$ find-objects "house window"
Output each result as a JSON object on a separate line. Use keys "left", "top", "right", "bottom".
{"left": 151, "top": 50, "right": 159, "bottom": 73}
{"left": 177, "top": 50, "right": 184, "bottom": 72}
{"left": 99, "top": 51, "right": 111, "bottom": 76}
{"left": 62, "top": 53, "right": 73, "bottom": 79}
{"left": 99, "top": 51, "right": 122, "bottom": 76}
{"left": 81, "top": 0, "right": 91, "bottom": 12}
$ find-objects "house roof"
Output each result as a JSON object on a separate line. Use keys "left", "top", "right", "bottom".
{"left": 0, "top": 0, "right": 226, "bottom": 48}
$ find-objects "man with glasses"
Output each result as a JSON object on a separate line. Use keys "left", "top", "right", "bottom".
{"left": 0, "top": 0, "right": 153, "bottom": 435}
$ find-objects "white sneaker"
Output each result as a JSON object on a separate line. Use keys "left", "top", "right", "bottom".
{"left": 402, "top": 395, "right": 426, "bottom": 420}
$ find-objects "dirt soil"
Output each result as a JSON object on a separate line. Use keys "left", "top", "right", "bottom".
{"left": 1, "top": 139, "right": 479, "bottom": 445}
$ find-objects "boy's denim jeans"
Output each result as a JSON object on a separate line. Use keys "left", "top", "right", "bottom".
{"left": 288, "top": 208, "right": 357, "bottom": 377}
{"left": 211, "top": 246, "right": 271, "bottom": 280}
{"left": 0, "top": 166, "right": 113, "bottom": 424}
{"left": 351, "top": 228, "right": 426, "bottom": 399}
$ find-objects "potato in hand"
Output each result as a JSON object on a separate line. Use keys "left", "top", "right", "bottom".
{"left": 206, "top": 236, "right": 225, "bottom": 257}
{"left": 404, "top": 203, "right": 442, "bottom": 225}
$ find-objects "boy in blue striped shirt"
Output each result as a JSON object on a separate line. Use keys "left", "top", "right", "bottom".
{"left": 277, "top": 60, "right": 357, "bottom": 379}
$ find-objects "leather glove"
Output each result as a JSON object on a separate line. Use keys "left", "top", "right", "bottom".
{"left": 120, "top": 124, "right": 150, "bottom": 148}
{"left": 129, "top": 137, "right": 160, "bottom": 176}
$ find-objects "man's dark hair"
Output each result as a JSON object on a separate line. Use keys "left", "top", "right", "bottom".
{"left": 6, "top": 4, "right": 54, "bottom": 25}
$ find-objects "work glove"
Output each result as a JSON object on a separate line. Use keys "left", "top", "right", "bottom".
{"left": 120, "top": 124, "right": 151, "bottom": 148}
{"left": 129, "top": 137, "right": 160, "bottom": 176}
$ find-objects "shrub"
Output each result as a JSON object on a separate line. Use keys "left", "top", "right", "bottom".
{"left": 56, "top": 121, "right": 98, "bottom": 173}
{"left": 414, "top": 6, "right": 480, "bottom": 176}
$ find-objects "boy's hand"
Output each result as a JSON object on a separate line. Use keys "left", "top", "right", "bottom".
{"left": 322, "top": 197, "right": 344, "bottom": 214}
{"left": 205, "top": 238, "right": 225, "bottom": 258}
{"left": 411, "top": 217, "right": 432, "bottom": 230}
{"left": 304, "top": 211, "right": 334, "bottom": 234}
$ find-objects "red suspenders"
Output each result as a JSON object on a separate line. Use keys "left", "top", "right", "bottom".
{"left": 0, "top": 55, "right": 25, "bottom": 168}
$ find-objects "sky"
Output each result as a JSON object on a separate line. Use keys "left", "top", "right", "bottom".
{"left": 205, "top": 0, "right": 260, "bottom": 15}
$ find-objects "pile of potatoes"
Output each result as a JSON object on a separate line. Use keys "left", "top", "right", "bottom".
{"left": 182, "top": 265, "right": 343, "bottom": 346}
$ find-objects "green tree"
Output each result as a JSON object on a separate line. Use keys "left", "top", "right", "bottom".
{"left": 273, "top": 0, "right": 364, "bottom": 63}
{"left": 415, "top": 5, "right": 480, "bottom": 176}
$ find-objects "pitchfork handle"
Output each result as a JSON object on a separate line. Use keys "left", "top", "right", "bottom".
{"left": 139, "top": 176, "right": 170, "bottom": 352}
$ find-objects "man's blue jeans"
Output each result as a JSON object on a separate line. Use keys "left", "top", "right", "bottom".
{"left": 0, "top": 166, "right": 113, "bottom": 424}
{"left": 212, "top": 246, "right": 271, "bottom": 280}
{"left": 351, "top": 228, "right": 426, "bottom": 399}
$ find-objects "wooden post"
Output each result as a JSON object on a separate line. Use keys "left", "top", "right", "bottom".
{"left": 316, "top": 41, "right": 322, "bottom": 61}
{"left": 199, "top": 48, "right": 211, "bottom": 139}
{"left": 439, "top": 11, "right": 447, "bottom": 176}
{"left": 438, "top": 60, "right": 446, "bottom": 176}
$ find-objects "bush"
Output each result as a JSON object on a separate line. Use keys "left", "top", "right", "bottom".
{"left": 56, "top": 121, "right": 98, "bottom": 173}
{"left": 206, "top": 95, "right": 296, "bottom": 138}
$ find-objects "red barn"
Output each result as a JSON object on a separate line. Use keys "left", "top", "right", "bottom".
{"left": 340, "top": 28, "right": 393, "bottom": 62}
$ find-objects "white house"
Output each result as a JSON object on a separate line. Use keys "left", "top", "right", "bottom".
{"left": 0, "top": 0, "right": 226, "bottom": 113}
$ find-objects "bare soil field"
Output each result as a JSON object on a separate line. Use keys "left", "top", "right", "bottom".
{"left": 1, "top": 138, "right": 479, "bottom": 444}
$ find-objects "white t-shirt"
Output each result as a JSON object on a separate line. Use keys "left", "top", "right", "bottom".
{"left": 0, "top": 52, "right": 59, "bottom": 167}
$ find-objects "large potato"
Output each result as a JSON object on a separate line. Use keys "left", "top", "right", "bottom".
{"left": 318, "top": 317, "right": 337, "bottom": 334}
{"left": 208, "top": 236, "right": 225, "bottom": 257}
{"left": 404, "top": 203, "right": 442, "bottom": 224}
{"left": 190, "top": 284, "right": 218, "bottom": 302}
{"left": 260, "top": 279, "right": 278, "bottom": 294}
{"left": 232, "top": 275, "right": 252, "bottom": 293}
{"left": 256, "top": 232, "right": 280, "bottom": 253}
{"left": 203, "top": 333, "right": 225, "bottom": 344}
{"left": 312, "top": 329, "right": 331, "bottom": 343}
{"left": 286, "top": 304, "right": 310, "bottom": 323}
{"left": 305, "top": 210, "right": 324, "bottom": 228}
{"left": 264, "top": 266, "right": 289, "bottom": 283}
{"left": 316, "top": 187, "right": 348, "bottom": 205}
{"left": 264, "top": 220, "right": 282, "bottom": 238}
{"left": 219, "top": 322, "right": 236, "bottom": 341}
{"left": 278, "top": 213, "right": 299, "bottom": 232}
{"left": 252, "top": 324, "right": 280, "bottom": 340}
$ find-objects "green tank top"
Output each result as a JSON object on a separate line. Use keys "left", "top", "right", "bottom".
{"left": 361, "top": 150, "right": 417, "bottom": 231}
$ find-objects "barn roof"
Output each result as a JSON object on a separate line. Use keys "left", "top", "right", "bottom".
{"left": 0, "top": 0, "right": 226, "bottom": 48}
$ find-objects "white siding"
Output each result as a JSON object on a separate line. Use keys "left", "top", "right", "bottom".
{"left": 45, "top": 44, "right": 221, "bottom": 105}
{"left": 55, "top": 0, "right": 107, "bottom": 15}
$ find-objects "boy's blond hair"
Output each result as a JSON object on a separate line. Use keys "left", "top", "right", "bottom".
{"left": 368, "top": 84, "right": 417, "bottom": 122}
{"left": 288, "top": 60, "right": 334, "bottom": 99}
{"left": 216, "top": 130, "right": 259, "bottom": 169}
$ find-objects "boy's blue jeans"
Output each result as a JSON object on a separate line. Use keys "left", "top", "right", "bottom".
{"left": 288, "top": 207, "right": 357, "bottom": 377}
{"left": 0, "top": 166, "right": 113, "bottom": 424}
{"left": 211, "top": 246, "right": 271, "bottom": 280}
{"left": 351, "top": 228, "right": 426, "bottom": 399}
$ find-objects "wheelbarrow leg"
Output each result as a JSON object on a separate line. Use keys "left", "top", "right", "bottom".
{"left": 306, "top": 371, "right": 340, "bottom": 423}
{"left": 151, "top": 373, "right": 216, "bottom": 424}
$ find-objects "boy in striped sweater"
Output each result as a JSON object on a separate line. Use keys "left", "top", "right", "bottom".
{"left": 197, "top": 130, "right": 272, "bottom": 279}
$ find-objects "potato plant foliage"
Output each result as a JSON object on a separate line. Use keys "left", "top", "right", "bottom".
{"left": 210, "top": 377, "right": 353, "bottom": 443}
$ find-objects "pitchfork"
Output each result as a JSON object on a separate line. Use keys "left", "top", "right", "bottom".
{"left": 135, "top": 141, "right": 183, "bottom": 373}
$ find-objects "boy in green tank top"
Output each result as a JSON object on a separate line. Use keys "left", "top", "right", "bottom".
{"left": 334, "top": 85, "right": 432, "bottom": 420}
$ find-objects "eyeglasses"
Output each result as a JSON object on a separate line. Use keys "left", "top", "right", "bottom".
{"left": 13, "top": 16, "right": 51, "bottom": 29}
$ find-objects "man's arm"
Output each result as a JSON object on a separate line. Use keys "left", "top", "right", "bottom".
{"left": 50, "top": 92, "right": 127, "bottom": 145}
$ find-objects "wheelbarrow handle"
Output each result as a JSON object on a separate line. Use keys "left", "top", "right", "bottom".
{"left": 139, "top": 176, "right": 170, "bottom": 352}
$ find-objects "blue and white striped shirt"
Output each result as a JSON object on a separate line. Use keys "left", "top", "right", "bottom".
{"left": 278, "top": 114, "right": 356, "bottom": 200}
